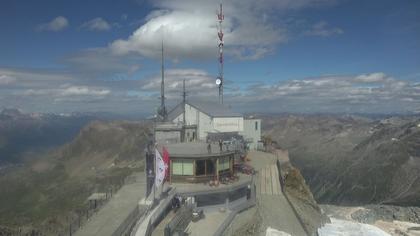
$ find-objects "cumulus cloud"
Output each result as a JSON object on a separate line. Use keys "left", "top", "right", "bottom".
{"left": 109, "top": 0, "right": 338, "bottom": 60}
{"left": 40, "top": 0, "right": 341, "bottom": 85}
{"left": 80, "top": 17, "right": 112, "bottom": 31}
{"left": 21, "top": 84, "right": 110, "bottom": 97}
{"left": 1, "top": 65, "right": 419, "bottom": 114}
{"left": 0, "top": 75, "right": 16, "bottom": 85}
{"left": 304, "top": 20, "right": 343, "bottom": 37}
{"left": 123, "top": 70, "right": 420, "bottom": 114}
{"left": 354, "top": 72, "right": 390, "bottom": 83}
{"left": 37, "top": 16, "right": 69, "bottom": 32}
{"left": 140, "top": 68, "right": 217, "bottom": 98}
{"left": 235, "top": 72, "right": 419, "bottom": 113}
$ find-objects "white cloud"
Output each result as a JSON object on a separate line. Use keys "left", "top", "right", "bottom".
{"left": 22, "top": 84, "right": 110, "bottom": 97}
{"left": 0, "top": 75, "right": 16, "bottom": 85}
{"left": 31, "top": 0, "right": 341, "bottom": 88}
{"left": 354, "top": 72, "right": 389, "bottom": 83}
{"left": 233, "top": 72, "right": 420, "bottom": 113}
{"left": 305, "top": 20, "right": 343, "bottom": 37}
{"left": 141, "top": 68, "right": 217, "bottom": 99}
{"left": 1, "top": 66, "right": 419, "bottom": 114}
{"left": 59, "top": 85, "right": 110, "bottom": 96}
{"left": 80, "top": 17, "right": 112, "bottom": 31}
{"left": 110, "top": 0, "right": 330, "bottom": 60}
{"left": 37, "top": 16, "right": 69, "bottom": 32}
{"left": 110, "top": 10, "right": 220, "bottom": 59}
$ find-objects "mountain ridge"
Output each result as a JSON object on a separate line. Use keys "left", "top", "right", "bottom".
{"left": 263, "top": 114, "right": 420, "bottom": 206}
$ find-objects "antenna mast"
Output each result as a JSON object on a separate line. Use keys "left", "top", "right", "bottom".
{"left": 217, "top": 2, "right": 224, "bottom": 104}
{"left": 182, "top": 79, "right": 187, "bottom": 125}
{"left": 159, "top": 40, "right": 167, "bottom": 121}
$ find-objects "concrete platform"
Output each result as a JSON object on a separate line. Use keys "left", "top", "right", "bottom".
{"left": 75, "top": 173, "right": 147, "bottom": 236}
{"left": 245, "top": 150, "right": 307, "bottom": 236}
{"left": 186, "top": 209, "right": 231, "bottom": 236}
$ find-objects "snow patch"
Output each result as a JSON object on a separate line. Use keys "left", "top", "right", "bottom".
{"left": 265, "top": 227, "right": 291, "bottom": 236}
{"left": 318, "top": 218, "right": 391, "bottom": 236}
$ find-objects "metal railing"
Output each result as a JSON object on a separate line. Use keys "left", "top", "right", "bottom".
{"left": 164, "top": 205, "right": 193, "bottom": 236}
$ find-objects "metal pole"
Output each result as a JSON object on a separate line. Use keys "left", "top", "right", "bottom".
{"left": 217, "top": 2, "right": 224, "bottom": 104}
{"left": 160, "top": 39, "right": 167, "bottom": 121}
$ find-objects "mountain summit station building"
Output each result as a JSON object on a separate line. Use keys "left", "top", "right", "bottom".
{"left": 155, "top": 101, "right": 261, "bottom": 149}
{"left": 154, "top": 100, "right": 261, "bottom": 183}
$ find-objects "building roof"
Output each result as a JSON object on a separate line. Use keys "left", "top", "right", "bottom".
{"left": 167, "top": 102, "right": 184, "bottom": 121}
{"left": 163, "top": 142, "right": 235, "bottom": 159}
{"left": 167, "top": 100, "right": 243, "bottom": 120}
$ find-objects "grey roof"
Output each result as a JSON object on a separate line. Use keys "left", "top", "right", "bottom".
{"left": 167, "top": 100, "right": 243, "bottom": 120}
{"left": 163, "top": 142, "right": 235, "bottom": 159}
{"left": 167, "top": 103, "right": 184, "bottom": 121}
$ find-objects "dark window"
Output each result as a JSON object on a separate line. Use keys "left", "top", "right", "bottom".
{"left": 255, "top": 121, "right": 258, "bottom": 131}
{"left": 206, "top": 160, "right": 214, "bottom": 175}
{"left": 196, "top": 160, "right": 205, "bottom": 176}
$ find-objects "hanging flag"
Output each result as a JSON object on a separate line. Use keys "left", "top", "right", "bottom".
{"left": 155, "top": 149, "right": 165, "bottom": 187}
{"left": 162, "top": 146, "right": 170, "bottom": 180}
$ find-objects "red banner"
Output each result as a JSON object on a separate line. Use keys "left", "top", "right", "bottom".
{"left": 162, "top": 146, "right": 170, "bottom": 180}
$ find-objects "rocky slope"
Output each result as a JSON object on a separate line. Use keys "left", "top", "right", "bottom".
{"left": 263, "top": 115, "right": 420, "bottom": 206}
{"left": 281, "top": 163, "right": 330, "bottom": 235}
{"left": 0, "top": 120, "right": 151, "bottom": 235}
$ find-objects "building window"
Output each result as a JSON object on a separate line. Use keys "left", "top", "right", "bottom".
{"left": 196, "top": 160, "right": 205, "bottom": 176}
{"left": 172, "top": 160, "right": 193, "bottom": 175}
{"left": 255, "top": 121, "right": 258, "bottom": 131}
{"left": 172, "top": 161, "right": 183, "bottom": 175}
{"left": 218, "top": 157, "right": 230, "bottom": 171}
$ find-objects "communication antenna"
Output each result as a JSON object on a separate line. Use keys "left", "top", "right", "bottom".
{"left": 159, "top": 40, "right": 167, "bottom": 121}
{"left": 182, "top": 79, "right": 187, "bottom": 125}
{"left": 216, "top": 2, "right": 224, "bottom": 104}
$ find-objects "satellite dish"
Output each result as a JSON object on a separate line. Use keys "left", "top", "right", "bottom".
{"left": 216, "top": 78, "right": 222, "bottom": 85}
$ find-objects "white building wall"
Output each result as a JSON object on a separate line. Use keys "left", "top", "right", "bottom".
{"left": 198, "top": 113, "right": 213, "bottom": 140}
{"left": 171, "top": 104, "right": 259, "bottom": 144}
{"left": 240, "top": 119, "right": 261, "bottom": 150}
{"left": 173, "top": 104, "right": 198, "bottom": 125}
{"left": 173, "top": 104, "right": 213, "bottom": 141}
{"left": 155, "top": 130, "right": 181, "bottom": 144}
{"left": 213, "top": 117, "right": 244, "bottom": 133}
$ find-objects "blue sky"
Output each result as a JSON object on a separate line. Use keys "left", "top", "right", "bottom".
{"left": 0, "top": 0, "right": 419, "bottom": 115}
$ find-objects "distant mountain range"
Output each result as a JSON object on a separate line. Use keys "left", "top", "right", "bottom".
{"left": 263, "top": 114, "right": 420, "bottom": 206}
{"left": 0, "top": 108, "right": 108, "bottom": 165}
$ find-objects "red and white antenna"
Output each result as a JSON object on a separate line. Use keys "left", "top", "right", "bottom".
{"left": 216, "top": 2, "right": 224, "bottom": 104}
